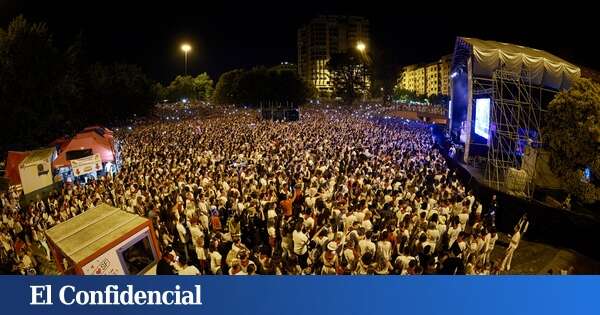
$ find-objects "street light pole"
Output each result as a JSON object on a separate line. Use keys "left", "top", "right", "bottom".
{"left": 356, "top": 41, "right": 367, "bottom": 101}
{"left": 184, "top": 50, "right": 188, "bottom": 76}
{"left": 181, "top": 44, "right": 192, "bottom": 76}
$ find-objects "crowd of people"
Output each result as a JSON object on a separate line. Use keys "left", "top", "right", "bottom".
{"left": 393, "top": 103, "right": 447, "bottom": 116}
{"left": 1, "top": 105, "right": 509, "bottom": 275}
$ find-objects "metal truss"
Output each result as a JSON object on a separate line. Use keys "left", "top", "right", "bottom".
{"left": 483, "top": 68, "right": 547, "bottom": 198}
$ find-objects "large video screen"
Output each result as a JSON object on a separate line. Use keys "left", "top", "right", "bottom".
{"left": 474, "top": 98, "right": 491, "bottom": 140}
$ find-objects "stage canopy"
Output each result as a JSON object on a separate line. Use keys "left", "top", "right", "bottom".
{"left": 46, "top": 203, "right": 148, "bottom": 265}
{"left": 452, "top": 37, "right": 581, "bottom": 90}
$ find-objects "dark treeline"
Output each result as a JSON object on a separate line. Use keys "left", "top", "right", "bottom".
{"left": 212, "top": 66, "right": 315, "bottom": 106}
{"left": 0, "top": 16, "right": 155, "bottom": 155}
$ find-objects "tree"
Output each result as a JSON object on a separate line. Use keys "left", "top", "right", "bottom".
{"left": 212, "top": 67, "right": 311, "bottom": 106}
{"left": 87, "top": 63, "right": 155, "bottom": 123}
{"left": 213, "top": 69, "right": 244, "bottom": 104}
{"left": 153, "top": 82, "right": 168, "bottom": 102}
{"left": 192, "top": 73, "right": 214, "bottom": 101}
{"left": 327, "top": 51, "right": 369, "bottom": 103}
{"left": 393, "top": 87, "right": 417, "bottom": 101}
{"left": 267, "top": 67, "right": 312, "bottom": 105}
{"left": 544, "top": 78, "right": 600, "bottom": 204}
{"left": 0, "top": 16, "right": 156, "bottom": 155}
{"left": 165, "top": 75, "right": 196, "bottom": 101}
{"left": 0, "top": 16, "right": 71, "bottom": 152}
{"left": 163, "top": 73, "right": 214, "bottom": 102}
{"left": 236, "top": 67, "right": 269, "bottom": 105}
{"left": 428, "top": 94, "right": 450, "bottom": 106}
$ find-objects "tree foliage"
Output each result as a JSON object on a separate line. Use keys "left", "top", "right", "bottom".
{"left": 212, "top": 69, "right": 244, "bottom": 104}
{"left": 327, "top": 51, "right": 369, "bottom": 103}
{"left": 212, "top": 67, "right": 312, "bottom": 106}
{"left": 86, "top": 63, "right": 155, "bottom": 123}
{"left": 393, "top": 87, "right": 418, "bottom": 101}
{"left": 544, "top": 78, "right": 600, "bottom": 203}
{"left": 0, "top": 16, "right": 155, "bottom": 154}
{"left": 428, "top": 94, "right": 450, "bottom": 106}
{"left": 392, "top": 87, "right": 448, "bottom": 106}
{"left": 155, "top": 73, "right": 214, "bottom": 102}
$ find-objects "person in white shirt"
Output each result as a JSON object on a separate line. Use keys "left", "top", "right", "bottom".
{"left": 175, "top": 218, "right": 189, "bottom": 262}
{"left": 177, "top": 262, "right": 201, "bottom": 275}
{"left": 474, "top": 201, "right": 483, "bottom": 217}
{"left": 425, "top": 222, "right": 440, "bottom": 253}
{"left": 376, "top": 231, "right": 392, "bottom": 263}
{"left": 362, "top": 211, "right": 373, "bottom": 232}
{"left": 447, "top": 220, "right": 462, "bottom": 249}
{"left": 228, "top": 258, "right": 247, "bottom": 275}
{"left": 501, "top": 226, "right": 521, "bottom": 271}
{"left": 292, "top": 221, "right": 309, "bottom": 268}
{"left": 342, "top": 210, "right": 355, "bottom": 231}
{"left": 458, "top": 208, "right": 469, "bottom": 231}
{"left": 358, "top": 230, "right": 376, "bottom": 257}
{"left": 465, "top": 191, "right": 475, "bottom": 213}
{"left": 188, "top": 218, "right": 206, "bottom": 270}
{"left": 342, "top": 240, "right": 357, "bottom": 271}
{"left": 209, "top": 241, "right": 222, "bottom": 275}
{"left": 18, "top": 250, "right": 35, "bottom": 274}
{"left": 395, "top": 249, "right": 415, "bottom": 274}
{"left": 483, "top": 228, "right": 498, "bottom": 265}
{"left": 303, "top": 211, "right": 315, "bottom": 233}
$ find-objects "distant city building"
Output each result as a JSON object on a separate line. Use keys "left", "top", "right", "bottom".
{"left": 297, "top": 15, "right": 370, "bottom": 96}
{"left": 397, "top": 54, "right": 452, "bottom": 96}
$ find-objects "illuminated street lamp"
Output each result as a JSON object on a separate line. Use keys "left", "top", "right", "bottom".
{"left": 356, "top": 41, "right": 366, "bottom": 52}
{"left": 181, "top": 43, "right": 192, "bottom": 75}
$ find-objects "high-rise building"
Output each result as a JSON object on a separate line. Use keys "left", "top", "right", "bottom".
{"left": 297, "top": 15, "right": 370, "bottom": 96}
{"left": 397, "top": 54, "right": 452, "bottom": 96}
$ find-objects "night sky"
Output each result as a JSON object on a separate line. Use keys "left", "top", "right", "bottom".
{"left": 1, "top": 1, "right": 598, "bottom": 83}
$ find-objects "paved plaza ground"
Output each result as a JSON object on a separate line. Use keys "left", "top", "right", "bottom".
{"left": 491, "top": 234, "right": 600, "bottom": 275}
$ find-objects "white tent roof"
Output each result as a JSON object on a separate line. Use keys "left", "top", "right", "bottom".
{"left": 46, "top": 203, "right": 149, "bottom": 264}
{"left": 455, "top": 37, "right": 580, "bottom": 90}
{"left": 19, "top": 148, "right": 55, "bottom": 168}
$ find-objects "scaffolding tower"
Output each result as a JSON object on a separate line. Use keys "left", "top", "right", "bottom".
{"left": 485, "top": 68, "right": 546, "bottom": 198}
